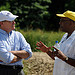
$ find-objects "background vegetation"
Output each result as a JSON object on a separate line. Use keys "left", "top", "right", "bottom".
{"left": 0, "top": 0, "right": 75, "bottom": 31}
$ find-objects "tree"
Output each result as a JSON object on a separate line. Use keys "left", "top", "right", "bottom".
{"left": 0, "top": 0, "right": 75, "bottom": 31}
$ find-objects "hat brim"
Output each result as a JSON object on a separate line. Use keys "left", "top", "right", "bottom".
{"left": 56, "top": 14, "right": 66, "bottom": 17}
{"left": 8, "top": 15, "right": 18, "bottom": 21}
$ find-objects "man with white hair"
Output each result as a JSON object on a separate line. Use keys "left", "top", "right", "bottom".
{"left": 36, "top": 10, "right": 75, "bottom": 75}
{"left": 0, "top": 10, "right": 32, "bottom": 75}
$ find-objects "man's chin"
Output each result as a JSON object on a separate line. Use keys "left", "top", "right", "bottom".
{"left": 12, "top": 27, "right": 15, "bottom": 30}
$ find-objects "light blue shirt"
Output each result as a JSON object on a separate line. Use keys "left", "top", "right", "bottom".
{"left": 0, "top": 29, "right": 32, "bottom": 65}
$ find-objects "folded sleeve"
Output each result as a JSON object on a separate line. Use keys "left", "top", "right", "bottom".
{"left": 0, "top": 41, "right": 14, "bottom": 64}
{"left": 19, "top": 32, "right": 32, "bottom": 60}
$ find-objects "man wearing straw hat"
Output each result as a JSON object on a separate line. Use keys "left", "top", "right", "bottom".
{"left": 0, "top": 10, "right": 32, "bottom": 75}
{"left": 36, "top": 10, "right": 75, "bottom": 75}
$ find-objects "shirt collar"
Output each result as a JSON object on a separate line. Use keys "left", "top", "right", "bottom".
{"left": 60, "top": 31, "right": 75, "bottom": 43}
{"left": 68, "top": 30, "right": 75, "bottom": 39}
{"left": 0, "top": 29, "right": 12, "bottom": 36}
{"left": 63, "top": 30, "right": 75, "bottom": 39}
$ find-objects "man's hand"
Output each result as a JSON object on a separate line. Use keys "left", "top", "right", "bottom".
{"left": 10, "top": 55, "right": 22, "bottom": 63}
{"left": 36, "top": 41, "right": 49, "bottom": 52}
{"left": 36, "top": 41, "right": 55, "bottom": 60}
{"left": 52, "top": 46, "right": 67, "bottom": 61}
{"left": 36, "top": 41, "right": 67, "bottom": 60}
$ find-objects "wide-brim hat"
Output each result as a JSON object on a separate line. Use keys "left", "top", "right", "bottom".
{"left": 0, "top": 10, "right": 18, "bottom": 21}
{"left": 56, "top": 10, "right": 75, "bottom": 21}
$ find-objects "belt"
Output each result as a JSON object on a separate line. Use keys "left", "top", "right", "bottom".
{"left": 0, "top": 64, "right": 23, "bottom": 69}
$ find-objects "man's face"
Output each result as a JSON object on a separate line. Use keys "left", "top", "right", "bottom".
{"left": 59, "top": 17, "right": 72, "bottom": 32}
{"left": 1, "top": 20, "right": 15, "bottom": 33}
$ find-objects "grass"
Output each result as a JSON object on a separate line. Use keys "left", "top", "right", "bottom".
{"left": 17, "top": 29, "right": 65, "bottom": 51}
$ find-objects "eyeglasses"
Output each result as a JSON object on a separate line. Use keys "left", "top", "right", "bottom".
{"left": 60, "top": 19, "right": 75, "bottom": 23}
{"left": 60, "top": 19, "right": 71, "bottom": 22}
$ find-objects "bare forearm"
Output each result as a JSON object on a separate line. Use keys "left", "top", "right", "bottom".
{"left": 46, "top": 50, "right": 55, "bottom": 60}
{"left": 9, "top": 50, "right": 29, "bottom": 59}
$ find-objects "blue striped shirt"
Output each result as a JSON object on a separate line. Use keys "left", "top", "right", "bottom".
{"left": 0, "top": 29, "right": 32, "bottom": 65}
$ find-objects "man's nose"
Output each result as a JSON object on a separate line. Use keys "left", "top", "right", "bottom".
{"left": 12, "top": 21, "right": 15, "bottom": 24}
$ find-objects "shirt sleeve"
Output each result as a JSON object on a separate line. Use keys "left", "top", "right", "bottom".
{"left": 0, "top": 41, "right": 14, "bottom": 64}
{"left": 18, "top": 32, "right": 32, "bottom": 60}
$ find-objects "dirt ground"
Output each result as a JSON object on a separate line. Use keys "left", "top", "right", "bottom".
{"left": 23, "top": 52, "right": 54, "bottom": 75}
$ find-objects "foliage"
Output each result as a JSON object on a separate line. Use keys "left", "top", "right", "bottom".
{"left": 0, "top": 0, "right": 75, "bottom": 31}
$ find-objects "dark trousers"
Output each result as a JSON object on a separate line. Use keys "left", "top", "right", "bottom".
{"left": 0, "top": 64, "right": 25, "bottom": 75}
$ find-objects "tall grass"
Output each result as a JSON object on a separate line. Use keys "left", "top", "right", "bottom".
{"left": 17, "top": 29, "right": 65, "bottom": 51}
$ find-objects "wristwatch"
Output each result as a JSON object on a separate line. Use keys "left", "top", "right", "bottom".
{"left": 64, "top": 57, "right": 69, "bottom": 62}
